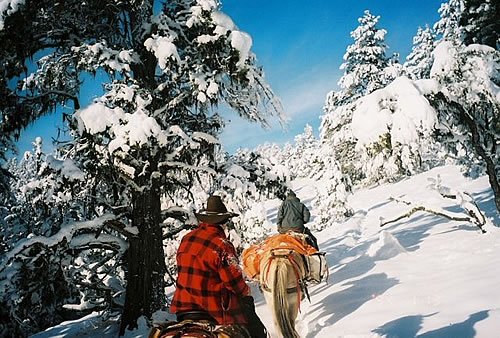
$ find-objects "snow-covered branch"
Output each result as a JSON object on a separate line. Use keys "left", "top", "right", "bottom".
{"left": 381, "top": 195, "right": 487, "bottom": 233}
{"left": 0, "top": 214, "right": 125, "bottom": 273}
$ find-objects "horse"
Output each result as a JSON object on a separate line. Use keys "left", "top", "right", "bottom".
{"left": 259, "top": 248, "right": 304, "bottom": 338}
{"left": 259, "top": 246, "right": 327, "bottom": 338}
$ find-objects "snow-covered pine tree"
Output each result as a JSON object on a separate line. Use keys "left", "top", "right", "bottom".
{"left": 404, "top": 26, "right": 436, "bottom": 80}
{"left": 383, "top": 52, "right": 403, "bottom": 86}
{"left": 287, "top": 124, "right": 320, "bottom": 178}
{"left": 335, "top": 10, "right": 390, "bottom": 106}
{"left": 348, "top": 75, "right": 441, "bottom": 185}
{"left": 0, "top": 136, "right": 15, "bottom": 202}
{"left": 320, "top": 98, "right": 362, "bottom": 183}
{"left": 0, "top": 0, "right": 284, "bottom": 335}
{"left": 434, "top": 0, "right": 465, "bottom": 45}
{"left": 310, "top": 144, "right": 353, "bottom": 229}
{"left": 2, "top": 138, "right": 47, "bottom": 248}
{"left": 460, "top": 0, "right": 499, "bottom": 49}
{"left": 320, "top": 10, "right": 391, "bottom": 184}
{"left": 216, "top": 148, "right": 288, "bottom": 244}
{"left": 0, "top": 139, "right": 108, "bottom": 336}
{"left": 254, "top": 142, "right": 289, "bottom": 170}
{"left": 426, "top": 41, "right": 500, "bottom": 213}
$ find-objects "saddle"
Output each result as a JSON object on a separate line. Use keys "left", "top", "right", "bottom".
{"left": 149, "top": 319, "right": 215, "bottom": 338}
{"left": 148, "top": 319, "right": 250, "bottom": 338}
{"left": 242, "top": 233, "right": 326, "bottom": 282}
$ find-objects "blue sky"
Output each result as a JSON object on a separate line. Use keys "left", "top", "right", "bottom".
{"left": 16, "top": 0, "right": 444, "bottom": 156}
{"left": 218, "top": 0, "right": 445, "bottom": 152}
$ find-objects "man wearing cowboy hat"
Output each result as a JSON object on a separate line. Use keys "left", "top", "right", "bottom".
{"left": 170, "top": 195, "right": 267, "bottom": 338}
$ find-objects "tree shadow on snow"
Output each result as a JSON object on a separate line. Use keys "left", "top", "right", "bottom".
{"left": 325, "top": 240, "right": 373, "bottom": 267}
{"left": 326, "top": 243, "right": 376, "bottom": 283}
{"left": 435, "top": 223, "right": 484, "bottom": 236}
{"left": 307, "top": 273, "right": 399, "bottom": 335}
{"left": 372, "top": 313, "right": 428, "bottom": 338}
{"left": 368, "top": 199, "right": 394, "bottom": 212}
{"left": 372, "top": 310, "right": 489, "bottom": 338}
{"left": 472, "top": 188, "right": 499, "bottom": 226}
{"left": 418, "top": 310, "right": 489, "bottom": 338}
{"left": 392, "top": 216, "right": 448, "bottom": 251}
{"left": 383, "top": 215, "right": 450, "bottom": 252}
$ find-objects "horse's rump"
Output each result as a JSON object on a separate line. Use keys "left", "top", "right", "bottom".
{"left": 259, "top": 247, "right": 304, "bottom": 338}
{"left": 260, "top": 248, "right": 307, "bottom": 294}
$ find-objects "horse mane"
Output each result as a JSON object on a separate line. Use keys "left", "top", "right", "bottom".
{"left": 272, "top": 256, "right": 301, "bottom": 338}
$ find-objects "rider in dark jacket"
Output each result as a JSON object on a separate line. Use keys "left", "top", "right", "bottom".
{"left": 277, "top": 190, "right": 319, "bottom": 250}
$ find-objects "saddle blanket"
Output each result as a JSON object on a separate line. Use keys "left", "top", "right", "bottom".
{"left": 242, "top": 233, "right": 318, "bottom": 280}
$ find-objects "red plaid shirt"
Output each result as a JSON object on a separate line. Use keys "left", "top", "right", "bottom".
{"left": 170, "top": 222, "right": 250, "bottom": 324}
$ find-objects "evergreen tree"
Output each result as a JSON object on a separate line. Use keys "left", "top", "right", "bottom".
{"left": 320, "top": 100, "right": 362, "bottom": 184}
{"left": 312, "top": 146, "right": 353, "bottom": 230}
{"left": 383, "top": 52, "right": 403, "bottom": 85}
{"left": 0, "top": 139, "right": 99, "bottom": 336}
{"left": 428, "top": 41, "right": 500, "bottom": 213}
{"left": 320, "top": 10, "right": 391, "bottom": 184}
{"left": 434, "top": 0, "right": 465, "bottom": 44}
{"left": 460, "top": 0, "right": 499, "bottom": 49}
{"left": 287, "top": 124, "right": 319, "bottom": 178}
{"left": 215, "top": 148, "right": 288, "bottom": 244}
{"left": 2, "top": 138, "right": 46, "bottom": 248}
{"left": 404, "top": 26, "right": 436, "bottom": 80}
{"left": 335, "top": 10, "right": 389, "bottom": 106}
{"left": 0, "top": 0, "right": 284, "bottom": 335}
{"left": 331, "top": 75, "right": 440, "bottom": 186}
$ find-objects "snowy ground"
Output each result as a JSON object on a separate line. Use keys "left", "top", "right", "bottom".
{"left": 31, "top": 165, "right": 500, "bottom": 338}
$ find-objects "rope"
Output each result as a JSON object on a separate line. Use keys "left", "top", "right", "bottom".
{"left": 262, "top": 249, "right": 306, "bottom": 312}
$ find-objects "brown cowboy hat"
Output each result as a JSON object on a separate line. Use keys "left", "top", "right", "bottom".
{"left": 195, "top": 195, "right": 239, "bottom": 224}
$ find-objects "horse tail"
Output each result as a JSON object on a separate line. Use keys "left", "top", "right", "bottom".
{"left": 273, "top": 258, "right": 300, "bottom": 338}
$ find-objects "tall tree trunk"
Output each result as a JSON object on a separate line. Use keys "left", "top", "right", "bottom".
{"left": 119, "top": 175, "right": 166, "bottom": 335}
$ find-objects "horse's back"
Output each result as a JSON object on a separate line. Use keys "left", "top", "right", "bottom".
{"left": 242, "top": 232, "right": 318, "bottom": 280}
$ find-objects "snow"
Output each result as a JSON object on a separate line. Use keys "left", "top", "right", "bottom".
{"left": 193, "top": 9, "right": 252, "bottom": 70}
{"left": 45, "top": 155, "right": 85, "bottom": 181}
{"left": 0, "top": 0, "right": 25, "bottom": 30}
{"left": 196, "top": 0, "right": 217, "bottom": 12}
{"left": 366, "top": 231, "right": 407, "bottom": 259}
{"left": 430, "top": 41, "right": 457, "bottom": 78}
{"left": 1, "top": 214, "right": 117, "bottom": 273}
{"left": 75, "top": 101, "right": 171, "bottom": 154}
{"left": 144, "top": 35, "right": 181, "bottom": 69}
{"left": 75, "top": 102, "right": 123, "bottom": 135}
{"left": 351, "top": 76, "right": 438, "bottom": 147}
{"left": 29, "top": 165, "right": 500, "bottom": 337}
{"left": 72, "top": 43, "right": 138, "bottom": 74}
{"left": 230, "top": 30, "right": 253, "bottom": 68}
{"left": 211, "top": 10, "right": 236, "bottom": 33}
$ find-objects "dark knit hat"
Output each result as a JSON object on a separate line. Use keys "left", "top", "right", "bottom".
{"left": 195, "top": 195, "right": 238, "bottom": 224}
